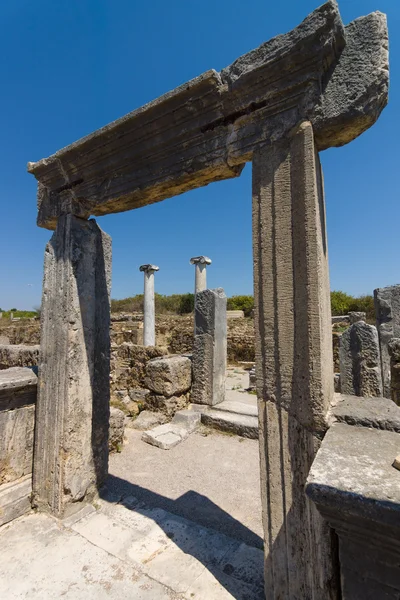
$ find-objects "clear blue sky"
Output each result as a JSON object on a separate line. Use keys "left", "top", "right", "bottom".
{"left": 0, "top": 0, "right": 398, "bottom": 310}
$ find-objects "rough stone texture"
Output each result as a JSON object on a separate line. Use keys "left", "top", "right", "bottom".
{"left": 252, "top": 122, "right": 338, "bottom": 599}
{"left": 130, "top": 410, "right": 168, "bottom": 431}
{"left": 144, "top": 392, "right": 190, "bottom": 417}
{"left": 109, "top": 407, "right": 125, "bottom": 453}
{"left": 348, "top": 311, "right": 366, "bottom": 324}
{"left": 110, "top": 343, "right": 164, "bottom": 395}
{"left": 0, "top": 344, "right": 40, "bottom": 370}
{"left": 374, "top": 284, "right": 400, "bottom": 398}
{"left": 388, "top": 338, "right": 400, "bottom": 406}
{"left": 339, "top": 321, "right": 383, "bottom": 397}
{"left": 331, "top": 315, "right": 350, "bottom": 324}
{"left": 332, "top": 331, "right": 341, "bottom": 372}
{"left": 333, "top": 373, "right": 341, "bottom": 393}
{"left": 33, "top": 214, "right": 111, "bottom": 517}
{"left": 141, "top": 423, "right": 189, "bottom": 450}
{"left": 0, "top": 475, "right": 32, "bottom": 527}
{"left": 0, "top": 367, "right": 37, "bottom": 486}
{"left": 171, "top": 409, "right": 201, "bottom": 433}
{"left": 306, "top": 423, "right": 400, "bottom": 600}
{"left": 144, "top": 355, "right": 191, "bottom": 397}
{"left": 331, "top": 393, "right": 400, "bottom": 433}
{"left": 28, "top": 3, "right": 388, "bottom": 230}
{"left": 192, "top": 288, "right": 227, "bottom": 406}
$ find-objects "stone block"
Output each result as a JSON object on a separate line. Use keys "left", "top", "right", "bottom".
{"left": 0, "top": 344, "right": 40, "bottom": 370}
{"left": 0, "top": 475, "right": 32, "bottom": 527}
{"left": 109, "top": 407, "right": 125, "bottom": 453}
{"left": 0, "top": 367, "right": 37, "bottom": 486}
{"left": 171, "top": 409, "right": 201, "bottom": 433}
{"left": 374, "top": 285, "right": 400, "bottom": 398}
{"left": 141, "top": 423, "right": 189, "bottom": 450}
{"left": 144, "top": 392, "right": 190, "bottom": 417}
{"left": 33, "top": 215, "right": 111, "bottom": 517}
{"left": 306, "top": 423, "right": 400, "bottom": 600}
{"left": 388, "top": 338, "right": 400, "bottom": 406}
{"left": 144, "top": 355, "right": 191, "bottom": 397}
{"left": 339, "top": 321, "right": 383, "bottom": 397}
{"left": 192, "top": 288, "right": 227, "bottom": 406}
{"left": 130, "top": 410, "right": 168, "bottom": 431}
{"left": 349, "top": 311, "right": 366, "bottom": 324}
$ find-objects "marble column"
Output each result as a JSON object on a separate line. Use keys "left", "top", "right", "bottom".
{"left": 139, "top": 264, "right": 159, "bottom": 347}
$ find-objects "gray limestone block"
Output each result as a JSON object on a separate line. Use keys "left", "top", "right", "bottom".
{"left": 109, "top": 407, "right": 125, "bottom": 453}
{"left": 141, "top": 423, "right": 189, "bottom": 450}
{"left": 349, "top": 311, "right": 366, "bottom": 324}
{"left": 144, "top": 392, "right": 190, "bottom": 417}
{"left": 191, "top": 334, "right": 213, "bottom": 405}
{"left": 332, "top": 394, "right": 400, "bottom": 433}
{"left": 0, "top": 476, "right": 32, "bottom": 527}
{"left": 0, "top": 367, "right": 37, "bottom": 412}
{"left": 374, "top": 285, "right": 400, "bottom": 399}
{"left": 339, "top": 321, "right": 383, "bottom": 397}
{"left": 0, "top": 404, "right": 35, "bottom": 484}
{"left": 129, "top": 410, "right": 168, "bottom": 431}
{"left": 144, "top": 355, "right": 191, "bottom": 397}
{"left": 171, "top": 410, "right": 201, "bottom": 433}
{"left": 313, "top": 11, "right": 389, "bottom": 150}
{"left": 195, "top": 288, "right": 226, "bottom": 337}
{"left": 0, "top": 345, "right": 40, "bottom": 370}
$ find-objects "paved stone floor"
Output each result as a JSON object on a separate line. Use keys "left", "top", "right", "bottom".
{"left": 0, "top": 418, "right": 264, "bottom": 599}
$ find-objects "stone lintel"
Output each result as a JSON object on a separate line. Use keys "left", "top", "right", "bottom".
{"left": 28, "top": 3, "right": 388, "bottom": 230}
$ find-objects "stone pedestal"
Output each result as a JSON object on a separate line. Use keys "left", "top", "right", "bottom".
{"left": 252, "top": 122, "right": 338, "bottom": 599}
{"left": 192, "top": 288, "right": 227, "bottom": 406}
{"left": 339, "top": 321, "right": 383, "bottom": 397}
{"left": 33, "top": 215, "right": 111, "bottom": 517}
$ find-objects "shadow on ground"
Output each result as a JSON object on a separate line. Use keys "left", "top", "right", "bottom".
{"left": 100, "top": 474, "right": 265, "bottom": 599}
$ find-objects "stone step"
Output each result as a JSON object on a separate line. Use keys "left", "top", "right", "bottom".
{"left": 69, "top": 496, "right": 264, "bottom": 599}
{"left": 194, "top": 406, "right": 259, "bottom": 439}
{"left": 215, "top": 400, "right": 258, "bottom": 418}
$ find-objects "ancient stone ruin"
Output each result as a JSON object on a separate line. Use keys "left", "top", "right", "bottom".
{"left": 1, "top": 1, "right": 397, "bottom": 598}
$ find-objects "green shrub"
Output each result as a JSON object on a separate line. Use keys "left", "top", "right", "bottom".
{"left": 227, "top": 295, "right": 254, "bottom": 317}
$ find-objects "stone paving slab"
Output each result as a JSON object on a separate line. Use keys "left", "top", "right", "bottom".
{"left": 142, "top": 423, "right": 189, "bottom": 449}
{"left": 0, "top": 496, "right": 264, "bottom": 599}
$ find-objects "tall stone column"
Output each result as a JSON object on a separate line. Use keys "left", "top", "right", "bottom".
{"left": 139, "top": 264, "right": 159, "bottom": 347}
{"left": 33, "top": 214, "right": 111, "bottom": 518}
{"left": 252, "top": 122, "right": 338, "bottom": 599}
{"left": 190, "top": 256, "right": 211, "bottom": 294}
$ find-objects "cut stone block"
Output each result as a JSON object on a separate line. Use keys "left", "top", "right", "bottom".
{"left": 0, "top": 345, "right": 40, "bottom": 370}
{"left": 192, "top": 288, "right": 227, "bottom": 406}
{"left": 144, "top": 355, "right": 191, "bottom": 397}
{"left": 141, "top": 423, "right": 189, "bottom": 450}
{"left": 374, "top": 284, "right": 400, "bottom": 398}
{"left": 144, "top": 392, "right": 190, "bottom": 416}
{"left": 0, "top": 475, "right": 32, "bottom": 527}
{"left": 171, "top": 409, "right": 201, "bottom": 433}
{"left": 109, "top": 407, "right": 125, "bottom": 453}
{"left": 33, "top": 214, "right": 111, "bottom": 517}
{"left": 339, "top": 321, "right": 383, "bottom": 397}
{"left": 130, "top": 410, "right": 168, "bottom": 431}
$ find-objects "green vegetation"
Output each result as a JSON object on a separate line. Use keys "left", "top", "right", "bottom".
{"left": 1, "top": 310, "right": 38, "bottom": 319}
{"left": 111, "top": 293, "right": 194, "bottom": 315}
{"left": 110, "top": 290, "right": 375, "bottom": 321}
{"left": 227, "top": 295, "right": 254, "bottom": 317}
{"left": 330, "top": 291, "right": 375, "bottom": 321}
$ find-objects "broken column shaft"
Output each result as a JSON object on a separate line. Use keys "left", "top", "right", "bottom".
{"left": 190, "top": 256, "right": 211, "bottom": 294}
{"left": 139, "top": 264, "right": 159, "bottom": 347}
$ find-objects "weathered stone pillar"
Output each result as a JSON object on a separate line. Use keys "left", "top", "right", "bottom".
{"left": 192, "top": 288, "right": 227, "bottom": 406}
{"left": 33, "top": 214, "right": 111, "bottom": 518}
{"left": 252, "top": 122, "right": 338, "bottom": 598}
{"left": 139, "top": 264, "right": 159, "bottom": 347}
{"left": 388, "top": 338, "right": 400, "bottom": 406}
{"left": 339, "top": 320, "right": 383, "bottom": 397}
{"left": 190, "top": 256, "right": 211, "bottom": 294}
{"left": 374, "top": 285, "right": 400, "bottom": 398}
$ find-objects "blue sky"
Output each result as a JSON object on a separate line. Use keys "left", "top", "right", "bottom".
{"left": 0, "top": 0, "right": 398, "bottom": 310}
